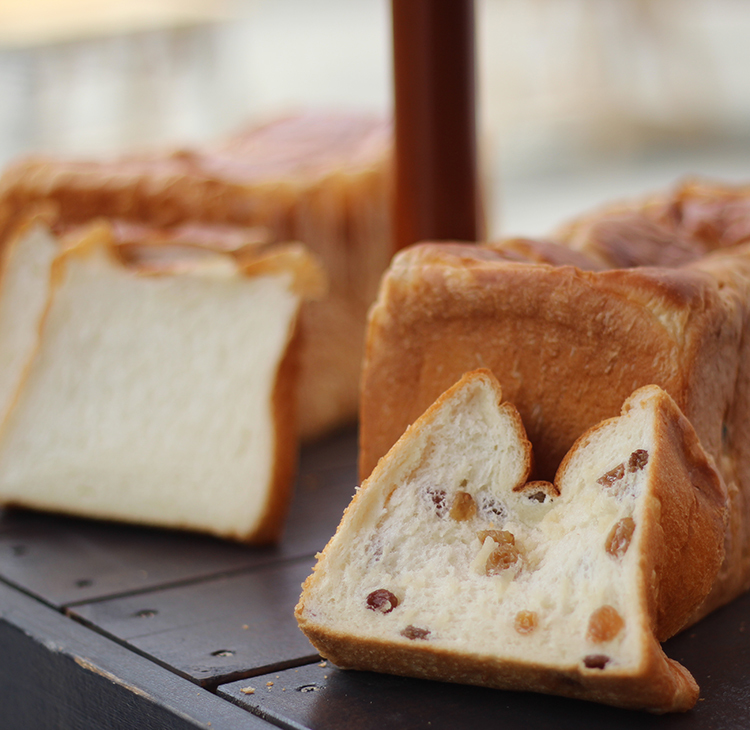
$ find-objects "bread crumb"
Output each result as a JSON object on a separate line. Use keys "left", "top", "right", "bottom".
{"left": 266, "top": 681, "right": 274, "bottom": 687}
{"left": 240, "top": 687, "right": 255, "bottom": 695}
{"left": 242, "top": 624, "right": 249, "bottom": 630}
{"left": 318, "top": 661, "right": 327, "bottom": 668}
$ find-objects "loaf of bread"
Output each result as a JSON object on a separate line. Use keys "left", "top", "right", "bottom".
{"left": 0, "top": 112, "right": 393, "bottom": 438}
{"left": 554, "top": 179, "right": 750, "bottom": 269}
{"left": 359, "top": 184, "right": 750, "bottom": 617}
{"left": 297, "top": 370, "right": 726, "bottom": 712}
{"left": 0, "top": 220, "right": 324, "bottom": 543}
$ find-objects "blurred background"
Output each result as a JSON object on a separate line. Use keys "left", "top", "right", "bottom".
{"left": 1, "top": 0, "right": 749, "bottom": 237}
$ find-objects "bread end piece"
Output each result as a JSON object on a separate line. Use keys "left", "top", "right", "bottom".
{"left": 299, "top": 374, "right": 726, "bottom": 712}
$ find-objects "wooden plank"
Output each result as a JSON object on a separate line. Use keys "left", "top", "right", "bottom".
{"left": 0, "top": 428, "right": 357, "bottom": 607}
{"left": 0, "top": 581, "right": 273, "bottom": 730}
{"left": 218, "top": 590, "right": 750, "bottom": 729}
{"left": 298, "top": 427, "right": 358, "bottom": 474}
{"left": 69, "top": 558, "right": 320, "bottom": 687}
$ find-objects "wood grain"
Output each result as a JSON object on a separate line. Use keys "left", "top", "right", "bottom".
{"left": 69, "top": 559, "right": 321, "bottom": 687}
{"left": 0, "top": 581, "right": 271, "bottom": 730}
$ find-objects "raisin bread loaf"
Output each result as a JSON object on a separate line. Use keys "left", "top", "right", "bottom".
{"left": 0, "top": 222, "right": 324, "bottom": 543}
{"left": 359, "top": 231, "right": 747, "bottom": 616}
{"left": 0, "top": 112, "right": 392, "bottom": 438}
{"left": 298, "top": 371, "right": 726, "bottom": 712}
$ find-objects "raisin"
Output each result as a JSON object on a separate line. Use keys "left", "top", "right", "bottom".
{"left": 449, "top": 491, "right": 477, "bottom": 521}
{"left": 366, "top": 589, "right": 399, "bottom": 614}
{"left": 597, "top": 463, "right": 625, "bottom": 487}
{"left": 485, "top": 539, "right": 520, "bottom": 575}
{"left": 477, "top": 529, "right": 515, "bottom": 546}
{"left": 401, "top": 625, "right": 430, "bottom": 640}
{"left": 583, "top": 654, "right": 610, "bottom": 669}
{"left": 587, "top": 606, "right": 624, "bottom": 643}
{"left": 606, "top": 517, "right": 636, "bottom": 559}
{"left": 514, "top": 610, "right": 538, "bottom": 635}
{"left": 628, "top": 449, "right": 649, "bottom": 472}
{"left": 426, "top": 487, "right": 447, "bottom": 517}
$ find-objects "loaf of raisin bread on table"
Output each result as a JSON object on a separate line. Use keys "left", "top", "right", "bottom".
{"left": 359, "top": 181, "right": 750, "bottom": 621}
{"left": 297, "top": 370, "right": 726, "bottom": 712}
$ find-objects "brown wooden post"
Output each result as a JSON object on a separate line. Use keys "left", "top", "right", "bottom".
{"left": 391, "top": 0, "right": 481, "bottom": 251}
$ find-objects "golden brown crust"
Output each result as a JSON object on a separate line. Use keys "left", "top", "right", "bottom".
{"left": 295, "top": 621, "right": 697, "bottom": 713}
{"left": 487, "top": 237, "right": 606, "bottom": 270}
{"left": 0, "top": 112, "right": 391, "bottom": 301}
{"left": 553, "top": 179, "right": 750, "bottom": 269}
{"left": 359, "top": 243, "right": 735, "bottom": 483}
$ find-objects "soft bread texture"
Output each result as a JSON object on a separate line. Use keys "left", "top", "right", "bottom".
{"left": 0, "top": 112, "right": 392, "bottom": 438}
{"left": 0, "top": 224, "right": 323, "bottom": 543}
{"left": 298, "top": 371, "right": 726, "bottom": 712}
{"left": 359, "top": 186, "right": 749, "bottom": 616}
{"left": 0, "top": 209, "right": 59, "bottom": 422}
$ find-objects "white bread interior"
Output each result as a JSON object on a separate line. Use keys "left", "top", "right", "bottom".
{"left": 297, "top": 371, "right": 726, "bottom": 712}
{"left": 0, "top": 214, "right": 59, "bottom": 422}
{"left": 0, "top": 224, "right": 323, "bottom": 542}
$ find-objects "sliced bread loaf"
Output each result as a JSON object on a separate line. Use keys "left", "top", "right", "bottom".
{"left": 0, "top": 112, "right": 393, "bottom": 439}
{"left": 296, "top": 371, "right": 726, "bottom": 712}
{"left": 0, "top": 223, "right": 324, "bottom": 543}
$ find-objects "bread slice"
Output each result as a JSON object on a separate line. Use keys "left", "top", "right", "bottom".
{"left": 297, "top": 371, "right": 726, "bottom": 712}
{"left": 0, "top": 223, "right": 324, "bottom": 543}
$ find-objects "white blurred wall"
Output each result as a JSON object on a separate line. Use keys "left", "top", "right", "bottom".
{"left": 1, "top": 0, "right": 750, "bottom": 236}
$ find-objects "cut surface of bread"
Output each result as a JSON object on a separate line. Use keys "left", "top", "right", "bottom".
{"left": 0, "top": 211, "right": 59, "bottom": 422}
{"left": 0, "top": 224, "right": 323, "bottom": 543}
{"left": 297, "top": 371, "right": 726, "bottom": 712}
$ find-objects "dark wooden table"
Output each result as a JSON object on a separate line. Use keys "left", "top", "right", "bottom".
{"left": 1, "top": 427, "right": 749, "bottom": 729}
